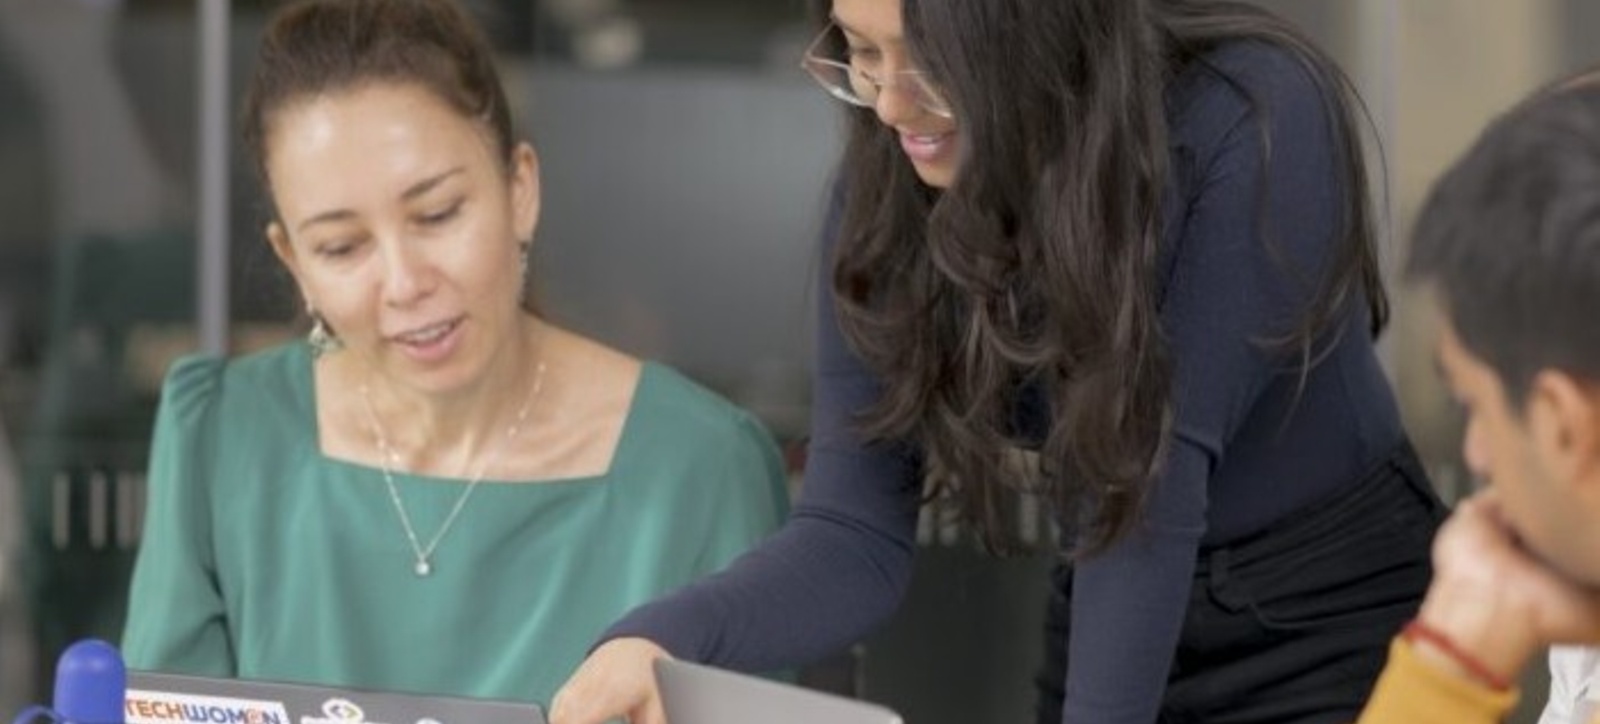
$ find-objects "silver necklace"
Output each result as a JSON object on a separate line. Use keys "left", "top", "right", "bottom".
{"left": 357, "top": 361, "right": 546, "bottom": 577}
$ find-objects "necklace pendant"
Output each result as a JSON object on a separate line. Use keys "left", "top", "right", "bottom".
{"left": 414, "top": 559, "right": 433, "bottom": 577}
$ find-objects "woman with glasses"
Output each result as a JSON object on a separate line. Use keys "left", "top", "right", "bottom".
{"left": 555, "top": 1, "right": 1444, "bottom": 723}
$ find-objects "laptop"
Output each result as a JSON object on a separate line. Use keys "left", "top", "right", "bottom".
{"left": 126, "top": 670, "right": 548, "bottom": 724}
{"left": 654, "top": 659, "right": 903, "bottom": 724}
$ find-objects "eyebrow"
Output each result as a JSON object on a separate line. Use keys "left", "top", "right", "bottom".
{"left": 295, "top": 167, "right": 466, "bottom": 233}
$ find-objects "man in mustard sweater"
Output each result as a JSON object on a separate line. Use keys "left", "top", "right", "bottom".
{"left": 1358, "top": 71, "right": 1600, "bottom": 723}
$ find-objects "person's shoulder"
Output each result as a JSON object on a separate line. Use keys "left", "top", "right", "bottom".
{"left": 156, "top": 353, "right": 226, "bottom": 425}
{"left": 631, "top": 363, "right": 788, "bottom": 510}
{"left": 1169, "top": 39, "right": 1332, "bottom": 142}
{"left": 635, "top": 363, "right": 774, "bottom": 445}
{"left": 1179, "top": 40, "right": 1324, "bottom": 103}
{"left": 632, "top": 363, "right": 786, "bottom": 478}
{"left": 224, "top": 340, "right": 305, "bottom": 380}
{"left": 158, "top": 342, "right": 306, "bottom": 418}
{"left": 1205, "top": 40, "right": 1318, "bottom": 88}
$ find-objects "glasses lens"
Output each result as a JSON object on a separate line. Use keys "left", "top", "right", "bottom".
{"left": 905, "top": 74, "right": 952, "bottom": 118}
{"left": 799, "top": 25, "right": 952, "bottom": 119}
{"left": 802, "top": 58, "right": 873, "bottom": 108}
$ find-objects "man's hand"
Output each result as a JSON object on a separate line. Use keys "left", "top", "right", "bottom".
{"left": 1416, "top": 491, "right": 1600, "bottom": 684}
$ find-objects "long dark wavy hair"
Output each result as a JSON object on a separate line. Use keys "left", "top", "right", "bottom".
{"left": 819, "top": 0, "right": 1387, "bottom": 555}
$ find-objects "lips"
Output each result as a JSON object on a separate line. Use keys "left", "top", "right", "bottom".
{"left": 899, "top": 131, "right": 955, "bottom": 164}
{"left": 385, "top": 316, "right": 466, "bottom": 365}
{"left": 389, "top": 317, "right": 461, "bottom": 346}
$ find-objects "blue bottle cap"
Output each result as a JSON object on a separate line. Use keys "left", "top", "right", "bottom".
{"left": 53, "top": 639, "right": 126, "bottom": 724}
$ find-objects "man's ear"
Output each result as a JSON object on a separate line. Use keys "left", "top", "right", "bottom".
{"left": 1525, "top": 369, "right": 1600, "bottom": 495}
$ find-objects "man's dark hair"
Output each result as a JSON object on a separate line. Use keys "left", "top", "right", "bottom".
{"left": 1407, "top": 72, "right": 1600, "bottom": 404}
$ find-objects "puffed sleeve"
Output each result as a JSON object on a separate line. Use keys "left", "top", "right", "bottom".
{"left": 121, "top": 355, "right": 234, "bottom": 676}
{"left": 689, "top": 410, "right": 790, "bottom": 574}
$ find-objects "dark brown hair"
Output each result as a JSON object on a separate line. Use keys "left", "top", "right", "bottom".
{"left": 243, "top": 0, "right": 516, "bottom": 188}
{"left": 820, "top": 0, "right": 1385, "bottom": 555}
{"left": 1408, "top": 70, "right": 1600, "bottom": 405}
{"left": 244, "top": 0, "right": 538, "bottom": 312}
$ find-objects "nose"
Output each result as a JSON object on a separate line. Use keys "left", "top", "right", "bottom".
{"left": 872, "top": 80, "right": 923, "bottom": 128}
{"left": 379, "top": 238, "right": 433, "bottom": 308}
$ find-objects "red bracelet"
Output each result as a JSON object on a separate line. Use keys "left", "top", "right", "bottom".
{"left": 1401, "top": 619, "right": 1514, "bottom": 691}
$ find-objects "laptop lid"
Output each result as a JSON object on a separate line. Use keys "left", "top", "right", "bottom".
{"left": 126, "top": 671, "right": 547, "bottom": 724}
{"left": 654, "top": 659, "right": 903, "bottom": 724}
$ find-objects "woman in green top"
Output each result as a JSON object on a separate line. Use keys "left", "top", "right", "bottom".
{"left": 120, "top": 0, "right": 789, "bottom": 706}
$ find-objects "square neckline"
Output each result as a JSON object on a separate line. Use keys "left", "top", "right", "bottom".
{"left": 289, "top": 342, "right": 650, "bottom": 487}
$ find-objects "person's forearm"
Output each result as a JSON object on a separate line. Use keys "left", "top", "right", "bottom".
{"left": 1413, "top": 578, "right": 1540, "bottom": 689}
{"left": 1355, "top": 638, "right": 1519, "bottom": 724}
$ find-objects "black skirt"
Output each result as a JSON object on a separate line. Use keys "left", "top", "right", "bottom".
{"left": 1035, "top": 442, "right": 1447, "bottom": 724}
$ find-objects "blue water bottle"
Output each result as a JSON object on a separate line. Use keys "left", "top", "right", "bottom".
{"left": 10, "top": 639, "right": 126, "bottom": 724}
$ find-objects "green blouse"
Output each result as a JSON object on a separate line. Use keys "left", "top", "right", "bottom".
{"left": 121, "top": 343, "right": 789, "bottom": 706}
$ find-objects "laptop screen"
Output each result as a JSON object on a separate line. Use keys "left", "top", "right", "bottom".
{"left": 654, "top": 659, "right": 903, "bottom": 724}
{"left": 126, "top": 671, "right": 547, "bottom": 724}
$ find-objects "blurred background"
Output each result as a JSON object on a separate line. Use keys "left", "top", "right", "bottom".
{"left": 0, "top": 1, "right": 1596, "bottom": 722}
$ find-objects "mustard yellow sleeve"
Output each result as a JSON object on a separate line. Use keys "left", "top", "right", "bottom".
{"left": 1356, "top": 638, "right": 1519, "bottom": 724}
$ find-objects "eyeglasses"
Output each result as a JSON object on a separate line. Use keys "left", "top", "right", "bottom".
{"left": 798, "top": 23, "right": 954, "bottom": 120}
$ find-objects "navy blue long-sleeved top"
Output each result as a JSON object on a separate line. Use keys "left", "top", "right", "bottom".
{"left": 605, "top": 41, "right": 1407, "bottom": 724}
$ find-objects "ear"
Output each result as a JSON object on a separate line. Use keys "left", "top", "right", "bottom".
{"left": 266, "top": 221, "right": 311, "bottom": 305}
{"left": 509, "top": 142, "right": 541, "bottom": 246}
{"left": 1525, "top": 369, "right": 1600, "bottom": 495}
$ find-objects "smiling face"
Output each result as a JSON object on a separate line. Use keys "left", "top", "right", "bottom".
{"left": 832, "top": 0, "right": 960, "bottom": 188}
{"left": 264, "top": 82, "right": 539, "bottom": 396}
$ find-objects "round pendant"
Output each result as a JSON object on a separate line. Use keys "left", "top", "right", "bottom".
{"left": 414, "top": 560, "right": 432, "bottom": 577}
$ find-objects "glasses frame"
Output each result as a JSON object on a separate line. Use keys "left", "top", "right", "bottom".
{"left": 798, "top": 23, "right": 954, "bottom": 120}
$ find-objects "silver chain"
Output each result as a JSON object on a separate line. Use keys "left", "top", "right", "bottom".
{"left": 357, "top": 361, "right": 546, "bottom": 577}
